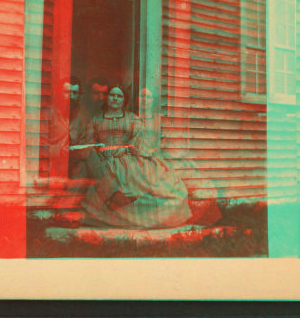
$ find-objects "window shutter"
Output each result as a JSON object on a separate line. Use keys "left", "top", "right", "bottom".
{"left": 162, "top": 0, "right": 267, "bottom": 202}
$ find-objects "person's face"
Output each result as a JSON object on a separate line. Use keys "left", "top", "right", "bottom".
{"left": 90, "top": 83, "right": 108, "bottom": 108}
{"left": 107, "top": 87, "right": 125, "bottom": 111}
{"left": 138, "top": 88, "right": 153, "bottom": 110}
{"left": 63, "top": 83, "right": 80, "bottom": 104}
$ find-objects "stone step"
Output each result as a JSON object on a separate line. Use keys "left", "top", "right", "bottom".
{"left": 44, "top": 225, "right": 248, "bottom": 245}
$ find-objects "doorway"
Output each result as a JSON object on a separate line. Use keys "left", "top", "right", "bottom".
{"left": 71, "top": 0, "right": 140, "bottom": 110}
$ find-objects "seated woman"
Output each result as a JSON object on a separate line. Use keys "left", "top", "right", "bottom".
{"left": 81, "top": 85, "right": 193, "bottom": 229}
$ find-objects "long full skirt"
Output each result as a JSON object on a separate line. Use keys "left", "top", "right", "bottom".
{"left": 82, "top": 151, "right": 192, "bottom": 229}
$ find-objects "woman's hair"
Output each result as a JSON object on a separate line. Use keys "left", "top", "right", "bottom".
{"left": 106, "top": 84, "right": 129, "bottom": 110}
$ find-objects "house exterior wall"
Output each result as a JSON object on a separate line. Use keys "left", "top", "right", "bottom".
{"left": 0, "top": 0, "right": 26, "bottom": 258}
{"left": 0, "top": 0, "right": 298, "bottom": 257}
{"left": 161, "top": 0, "right": 267, "bottom": 203}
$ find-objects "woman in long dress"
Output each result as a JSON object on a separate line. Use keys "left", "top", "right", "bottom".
{"left": 82, "top": 85, "right": 192, "bottom": 229}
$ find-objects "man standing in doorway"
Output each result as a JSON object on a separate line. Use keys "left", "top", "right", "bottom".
{"left": 84, "top": 77, "right": 109, "bottom": 117}
{"left": 50, "top": 76, "right": 95, "bottom": 180}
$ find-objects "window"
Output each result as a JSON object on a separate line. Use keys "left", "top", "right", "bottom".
{"left": 269, "top": 0, "right": 296, "bottom": 104}
{"left": 241, "top": 0, "right": 267, "bottom": 103}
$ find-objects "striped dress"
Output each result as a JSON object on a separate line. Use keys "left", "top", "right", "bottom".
{"left": 82, "top": 110, "right": 192, "bottom": 229}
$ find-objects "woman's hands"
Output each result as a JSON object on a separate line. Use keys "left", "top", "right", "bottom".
{"left": 100, "top": 147, "right": 127, "bottom": 159}
{"left": 97, "top": 146, "right": 137, "bottom": 159}
{"left": 111, "top": 147, "right": 127, "bottom": 158}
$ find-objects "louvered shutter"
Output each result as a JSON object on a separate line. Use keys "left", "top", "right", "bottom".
{"left": 0, "top": 0, "right": 25, "bottom": 195}
{"left": 161, "top": 0, "right": 267, "bottom": 201}
{"left": 25, "top": 0, "right": 53, "bottom": 185}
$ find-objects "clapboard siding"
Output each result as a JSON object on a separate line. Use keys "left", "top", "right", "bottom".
{"left": 0, "top": 106, "right": 22, "bottom": 118}
{"left": 0, "top": 0, "right": 24, "bottom": 189}
{"left": 0, "top": 23, "right": 24, "bottom": 37}
{"left": 162, "top": 0, "right": 267, "bottom": 200}
{"left": 0, "top": 170, "right": 20, "bottom": 182}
